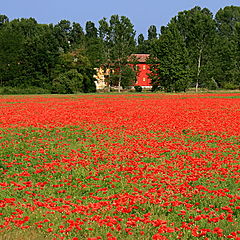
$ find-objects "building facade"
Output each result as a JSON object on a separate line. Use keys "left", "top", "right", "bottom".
{"left": 94, "top": 54, "right": 152, "bottom": 90}
{"left": 131, "top": 54, "right": 151, "bottom": 89}
{"left": 93, "top": 67, "right": 108, "bottom": 90}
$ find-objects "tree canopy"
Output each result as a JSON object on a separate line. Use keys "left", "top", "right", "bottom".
{"left": 0, "top": 6, "right": 240, "bottom": 94}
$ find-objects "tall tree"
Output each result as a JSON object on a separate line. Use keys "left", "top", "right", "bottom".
{"left": 216, "top": 6, "right": 240, "bottom": 37}
{"left": 148, "top": 25, "right": 157, "bottom": 40}
{"left": 98, "top": 17, "right": 111, "bottom": 90}
{"left": 0, "top": 26, "right": 24, "bottom": 86}
{"left": 8, "top": 17, "right": 38, "bottom": 37}
{"left": 0, "top": 17, "right": 44, "bottom": 87}
{"left": 138, "top": 33, "right": 144, "bottom": 45}
{"left": 212, "top": 6, "right": 240, "bottom": 88}
{"left": 0, "top": 18, "right": 61, "bottom": 88}
{"left": 20, "top": 24, "right": 60, "bottom": 88}
{"left": 99, "top": 15, "right": 136, "bottom": 92}
{"left": 136, "top": 33, "right": 151, "bottom": 53}
{"left": 85, "top": 21, "right": 98, "bottom": 38}
{"left": 234, "top": 23, "right": 240, "bottom": 87}
{"left": 0, "top": 14, "right": 9, "bottom": 27}
{"left": 149, "top": 23, "right": 191, "bottom": 92}
{"left": 69, "top": 22, "right": 84, "bottom": 47}
{"left": 84, "top": 21, "right": 103, "bottom": 67}
{"left": 54, "top": 20, "right": 72, "bottom": 52}
{"left": 173, "top": 6, "right": 216, "bottom": 91}
{"left": 53, "top": 48, "right": 96, "bottom": 93}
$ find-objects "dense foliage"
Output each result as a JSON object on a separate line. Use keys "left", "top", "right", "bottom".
{"left": 148, "top": 6, "right": 240, "bottom": 92}
{"left": 0, "top": 5, "right": 240, "bottom": 93}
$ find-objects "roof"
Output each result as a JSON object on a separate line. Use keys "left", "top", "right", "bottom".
{"left": 130, "top": 54, "right": 150, "bottom": 63}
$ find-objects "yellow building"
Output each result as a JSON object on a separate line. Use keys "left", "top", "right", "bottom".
{"left": 94, "top": 67, "right": 112, "bottom": 90}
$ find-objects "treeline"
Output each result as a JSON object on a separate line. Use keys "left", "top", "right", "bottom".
{"left": 0, "top": 5, "right": 240, "bottom": 94}
{"left": 0, "top": 17, "right": 97, "bottom": 94}
{"left": 0, "top": 14, "right": 138, "bottom": 94}
{"left": 147, "top": 6, "right": 240, "bottom": 92}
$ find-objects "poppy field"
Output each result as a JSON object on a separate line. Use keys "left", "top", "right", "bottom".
{"left": 0, "top": 93, "right": 239, "bottom": 240}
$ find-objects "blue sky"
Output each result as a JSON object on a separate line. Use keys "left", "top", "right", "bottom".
{"left": 1, "top": 0, "right": 240, "bottom": 36}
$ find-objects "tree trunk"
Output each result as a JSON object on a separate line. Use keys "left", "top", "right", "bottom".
{"left": 108, "top": 69, "right": 111, "bottom": 92}
{"left": 118, "top": 76, "right": 121, "bottom": 93}
{"left": 196, "top": 48, "right": 203, "bottom": 92}
{"left": 118, "top": 62, "right": 122, "bottom": 93}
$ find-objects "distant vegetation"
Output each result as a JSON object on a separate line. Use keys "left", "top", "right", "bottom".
{"left": 0, "top": 5, "right": 240, "bottom": 93}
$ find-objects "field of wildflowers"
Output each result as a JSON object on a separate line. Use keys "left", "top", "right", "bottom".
{"left": 0, "top": 93, "right": 239, "bottom": 240}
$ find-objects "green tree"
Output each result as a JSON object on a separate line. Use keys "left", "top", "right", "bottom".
{"left": 20, "top": 24, "right": 60, "bottom": 88}
{"left": 0, "top": 18, "right": 42, "bottom": 87}
{"left": 85, "top": 21, "right": 98, "bottom": 38}
{"left": 136, "top": 26, "right": 159, "bottom": 54}
{"left": 138, "top": 33, "right": 144, "bottom": 45}
{"left": 52, "top": 69, "right": 84, "bottom": 94}
{"left": 0, "top": 27, "right": 24, "bottom": 86}
{"left": 110, "top": 64, "right": 137, "bottom": 89}
{"left": 136, "top": 33, "right": 152, "bottom": 54}
{"left": 54, "top": 20, "right": 72, "bottom": 52}
{"left": 216, "top": 6, "right": 240, "bottom": 37}
{"left": 148, "top": 25, "right": 157, "bottom": 40}
{"left": 53, "top": 48, "right": 96, "bottom": 93}
{"left": 149, "top": 23, "right": 191, "bottom": 92}
{"left": 69, "top": 22, "right": 84, "bottom": 47}
{"left": 172, "top": 6, "right": 216, "bottom": 91}
{"left": 212, "top": 6, "right": 240, "bottom": 88}
{"left": 84, "top": 21, "right": 104, "bottom": 68}
{"left": 233, "top": 22, "right": 240, "bottom": 88}
{"left": 99, "top": 15, "right": 136, "bottom": 92}
{"left": 0, "top": 14, "right": 9, "bottom": 27}
{"left": 1, "top": 19, "right": 60, "bottom": 88}
{"left": 8, "top": 17, "right": 38, "bottom": 37}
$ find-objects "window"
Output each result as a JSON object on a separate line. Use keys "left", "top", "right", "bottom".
{"left": 143, "top": 65, "right": 146, "bottom": 70}
{"left": 143, "top": 78, "right": 146, "bottom": 81}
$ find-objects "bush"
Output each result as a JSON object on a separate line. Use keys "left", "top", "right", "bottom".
{"left": 134, "top": 85, "right": 143, "bottom": 92}
{"left": 52, "top": 70, "right": 84, "bottom": 94}
{"left": 222, "top": 82, "right": 239, "bottom": 90}
{"left": 0, "top": 86, "right": 50, "bottom": 95}
{"left": 82, "top": 76, "right": 96, "bottom": 93}
{"left": 202, "top": 78, "right": 219, "bottom": 90}
{"left": 151, "top": 85, "right": 162, "bottom": 92}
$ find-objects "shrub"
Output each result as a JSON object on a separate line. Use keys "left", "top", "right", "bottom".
{"left": 134, "top": 85, "right": 143, "bottom": 92}
{"left": 222, "top": 82, "right": 239, "bottom": 90}
{"left": 151, "top": 85, "right": 162, "bottom": 92}
{"left": 0, "top": 86, "right": 50, "bottom": 95}
{"left": 52, "top": 70, "right": 84, "bottom": 94}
